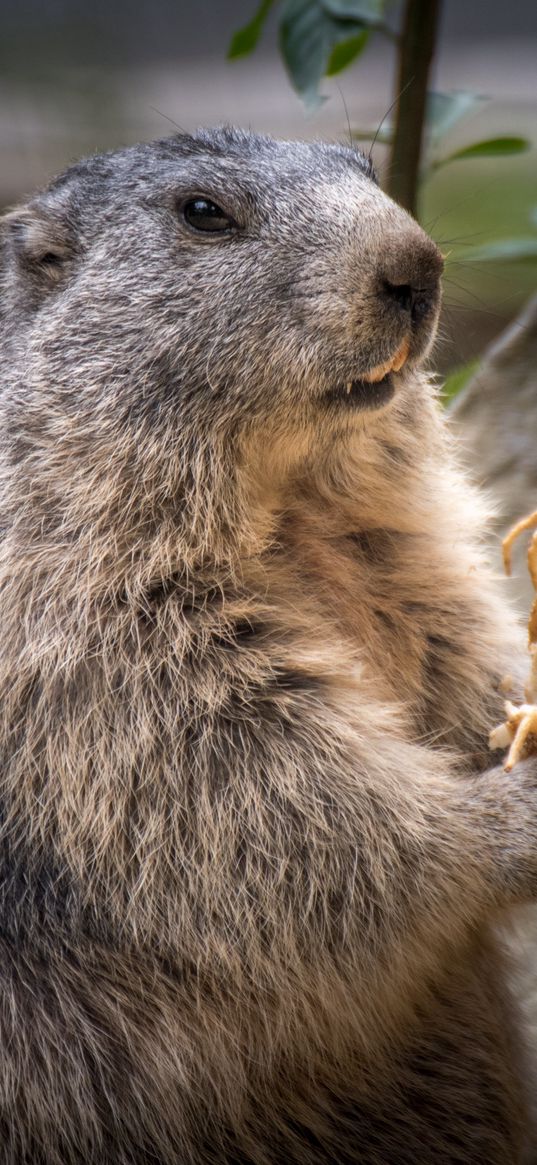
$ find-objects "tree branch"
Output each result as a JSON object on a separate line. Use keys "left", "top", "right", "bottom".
{"left": 387, "top": 0, "right": 442, "bottom": 217}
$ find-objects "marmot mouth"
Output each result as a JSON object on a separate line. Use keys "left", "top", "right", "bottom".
{"left": 323, "top": 336, "right": 409, "bottom": 412}
{"left": 324, "top": 374, "right": 396, "bottom": 411}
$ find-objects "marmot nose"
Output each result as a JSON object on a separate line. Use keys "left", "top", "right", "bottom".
{"left": 379, "top": 240, "right": 443, "bottom": 324}
{"left": 381, "top": 278, "right": 437, "bottom": 323}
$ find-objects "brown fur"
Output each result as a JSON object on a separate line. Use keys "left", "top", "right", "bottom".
{"left": 0, "top": 128, "right": 536, "bottom": 1163}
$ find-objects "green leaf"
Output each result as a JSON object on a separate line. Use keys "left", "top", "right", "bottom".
{"left": 426, "top": 91, "right": 485, "bottom": 145}
{"left": 322, "top": 0, "right": 385, "bottom": 20}
{"left": 279, "top": 0, "right": 370, "bottom": 106}
{"left": 459, "top": 237, "right": 537, "bottom": 263}
{"left": 228, "top": 0, "right": 275, "bottom": 59}
{"left": 443, "top": 136, "right": 530, "bottom": 162}
{"left": 279, "top": 0, "right": 328, "bottom": 106}
{"left": 326, "top": 29, "right": 368, "bottom": 75}
{"left": 442, "top": 359, "right": 479, "bottom": 406}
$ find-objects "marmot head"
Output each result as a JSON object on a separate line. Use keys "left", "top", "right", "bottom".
{"left": 0, "top": 128, "right": 443, "bottom": 565}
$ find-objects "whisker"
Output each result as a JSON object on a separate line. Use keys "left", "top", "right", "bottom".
{"left": 148, "top": 107, "right": 187, "bottom": 134}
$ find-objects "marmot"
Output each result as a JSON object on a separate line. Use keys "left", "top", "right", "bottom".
{"left": 0, "top": 127, "right": 536, "bottom": 1164}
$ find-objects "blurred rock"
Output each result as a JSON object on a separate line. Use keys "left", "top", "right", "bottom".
{"left": 451, "top": 294, "right": 537, "bottom": 614}
{"left": 452, "top": 297, "right": 537, "bottom": 1154}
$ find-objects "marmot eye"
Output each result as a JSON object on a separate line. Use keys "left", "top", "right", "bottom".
{"left": 182, "top": 198, "right": 235, "bottom": 233}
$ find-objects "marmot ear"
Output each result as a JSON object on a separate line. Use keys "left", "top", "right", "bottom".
{"left": 2, "top": 191, "right": 76, "bottom": 287}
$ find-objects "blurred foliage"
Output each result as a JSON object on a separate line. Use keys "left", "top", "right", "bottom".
{"left": 422, "top": 149, "right": 537, "bottom": 310}
{"left": 425, "top": 91, "right": 484, "bottom": 144}
{"left": 441, "top": 359, "right": 480, "bottom": 405}
{"left": 460, "top": 237, "right": 537, "bottom": 263}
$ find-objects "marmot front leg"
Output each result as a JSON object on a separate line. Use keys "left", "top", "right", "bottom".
{"left": 178, "top": 685, "right": 537, "bottom": 1054}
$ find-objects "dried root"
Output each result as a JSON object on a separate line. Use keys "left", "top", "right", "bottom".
{"left": 490, "top": 510, "right": 537, "bottom": 770}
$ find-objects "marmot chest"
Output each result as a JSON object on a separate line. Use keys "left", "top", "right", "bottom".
{"left": 281, "top": 526, "right": 438, "bottom": 714}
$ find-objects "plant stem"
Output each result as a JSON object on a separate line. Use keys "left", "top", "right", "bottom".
{"left": 387, "top": 0, "right": 441, "bottom": 217}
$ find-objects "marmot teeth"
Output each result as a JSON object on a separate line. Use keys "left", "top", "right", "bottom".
{"left": 362, "top": 336, "right": 410, "bottom": 384}
{"left": 391, "top": 336, "right": 410, "bottom": 372}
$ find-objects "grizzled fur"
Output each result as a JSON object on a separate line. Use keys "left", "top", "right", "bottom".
{"left": 0, "top": 127, "right": 536, "bottom": 1163}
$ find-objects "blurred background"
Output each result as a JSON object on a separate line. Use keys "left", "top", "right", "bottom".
{"left": 1, "top": 0, "right": 536, "bottom": 376}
